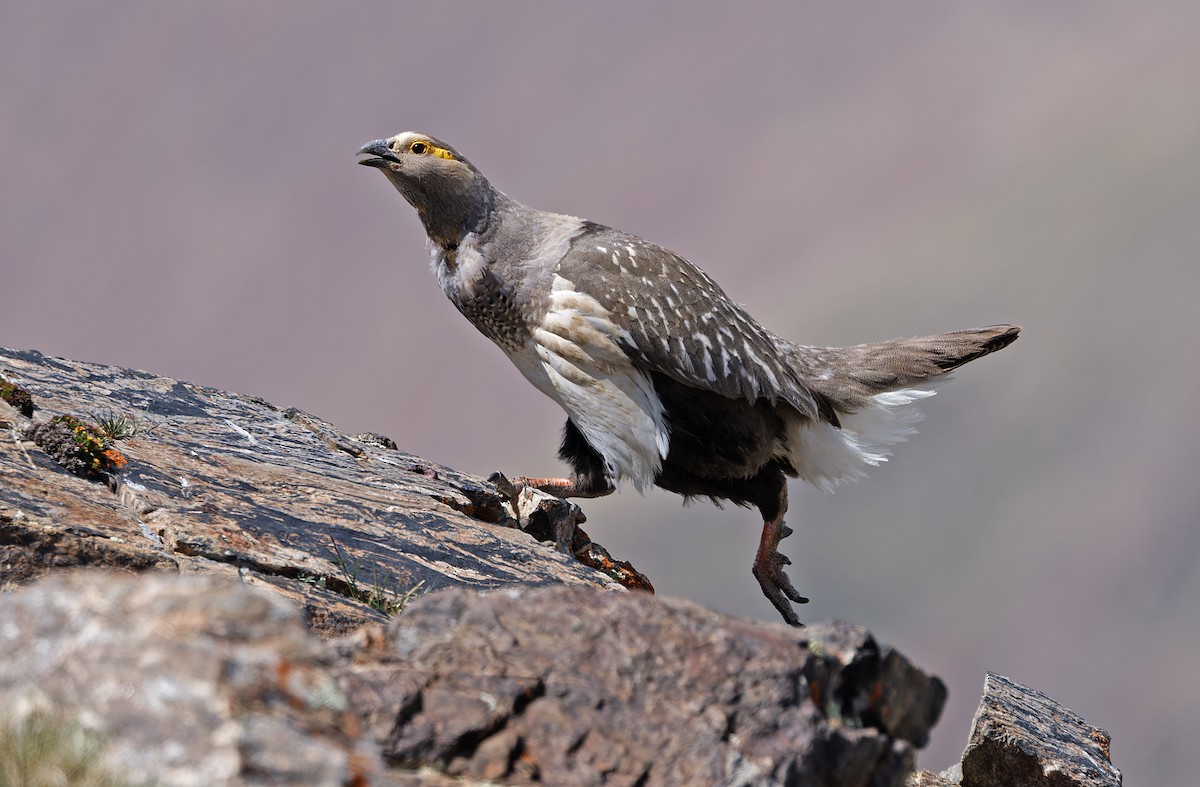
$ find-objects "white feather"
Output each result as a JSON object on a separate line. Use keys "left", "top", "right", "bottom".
{"left": 787, "top": 386, "right": 942, "bottom": 492}
{"left": 506, "top": 275, "right": 669, "bottom": 492}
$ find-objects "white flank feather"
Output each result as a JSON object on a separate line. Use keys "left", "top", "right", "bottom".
{"left": 788, "top": 386, "right": 941, "bottom": 492}
{"left": 506, "top": 275, "right": 670, "bottom": 492}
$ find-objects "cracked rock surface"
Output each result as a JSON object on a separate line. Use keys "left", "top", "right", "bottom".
{"left": 958, "top": 673, "right": 1120, "bottom": 787}
{"left": 340, "top": 585, "right": 947, "bottom": 786}
{"left": 0, "top": 572, "right": 948, "bottom": 787}
{"left": 0, "top": 347, "right": 621, "bottom": 634}
{"left": 906, "top": 672, "right": 1123, "bottom": 787}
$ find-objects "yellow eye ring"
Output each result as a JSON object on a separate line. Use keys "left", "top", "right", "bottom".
{"left": 410, "top": 141, "right": 428, "bottom": 155}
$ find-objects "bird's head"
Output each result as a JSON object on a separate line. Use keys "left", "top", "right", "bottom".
{"left": 358, "top": 132, "right": 493, "bottom": 247}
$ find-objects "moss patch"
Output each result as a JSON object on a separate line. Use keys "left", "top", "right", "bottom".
{"left": 0, "top": 375, "right": 34, "bottom": 417}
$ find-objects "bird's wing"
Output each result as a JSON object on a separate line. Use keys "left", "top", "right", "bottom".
{"left": 557, "top": 225, "right": 826, "bottom": 421}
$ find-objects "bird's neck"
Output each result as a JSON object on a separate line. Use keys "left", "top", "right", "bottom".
{"left": 420, "top": 179, "right": 503, "bottom": 256}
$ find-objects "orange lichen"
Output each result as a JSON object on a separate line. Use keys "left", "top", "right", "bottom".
{"left": 102, "top": 448, "right": 128, "bottom": 469}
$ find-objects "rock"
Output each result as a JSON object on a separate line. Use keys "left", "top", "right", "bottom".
{"left": 339, "top": 585, "right": 947, "bottom": 786}
{"left": 0, "top": 571, "right": 382, "bottom": 786}
{"left": 905, "top": 765, "right": 960, "bottom": 786}
{"left": 0, "top": 571, "right": 950, "bottom": 786}
{"left": 0, "top": 347, "right": 630, "bottom": 635}
{"left": 958, "top": 672, "right": 1121, "bottom": 787}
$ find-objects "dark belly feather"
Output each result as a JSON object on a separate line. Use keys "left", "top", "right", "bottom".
{"left": 556, "top": 372, "right": 799, "bottom": 517}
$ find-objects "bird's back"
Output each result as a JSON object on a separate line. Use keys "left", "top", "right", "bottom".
{"left": 554, "top": 222, "right": 830, "bottom": 422}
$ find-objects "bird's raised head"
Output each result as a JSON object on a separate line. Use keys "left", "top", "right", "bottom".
{"left": 358, "top": 131, "right": 465, "bottom": 166}
{"left": 358, "top": 132, "right": 475, "bottom": 190}
{"left": 358, "top": 132, "right": 492, "bottom": 246}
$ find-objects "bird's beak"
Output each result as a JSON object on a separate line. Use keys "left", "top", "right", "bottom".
{"left": 357, "top": 139, "right": 402, "bottom": 168}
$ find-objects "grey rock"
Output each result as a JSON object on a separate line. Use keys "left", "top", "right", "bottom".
{"left": 0, "top": 347, "right": 626, "bottom": 635}
{"left": 958, "top": 673, "right": 1121, "bottom": 787}
{"left": 340, "top": 585, "right": 948, "bottom": 787}
{"left": 0, "top": 571, "right": 954, "bottom": 786}
{"left": 0, "top": 572, "right": 380, "bottom": 786}
{"left": 906, "top": 769, "right": 959, "bottom": 787}
{"left": 908, "top": 672, "right": 1123, "bottom": 787}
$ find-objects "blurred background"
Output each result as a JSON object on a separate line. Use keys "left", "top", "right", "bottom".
{"left": 2, "top": 2, "right": 1196, "bottom": 781}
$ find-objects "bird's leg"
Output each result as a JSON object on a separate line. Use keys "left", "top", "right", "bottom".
{"left": 489, "top": 419, "right": 616, "bottom": 501}
{"left": 509, "top": 475, "right": 616, "bottom": 499}
{"left": 516, "top": 476, "right": 616, "bottom": 498}
{"left": 487, "top": 472, "right": 615, "bottom": 500}
{"left": 751, "top": 483, "right": 809, "bottom": 627}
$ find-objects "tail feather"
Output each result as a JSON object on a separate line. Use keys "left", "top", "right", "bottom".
{"left": 783, "top": 324, "right": 1019, "bottom": 490}
{"left": 791, "top": 324, "right": 1020, "bottom": 411}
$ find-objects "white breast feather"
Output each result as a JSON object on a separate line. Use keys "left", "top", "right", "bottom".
{"left": 431, "top": 233, "right": 488, "bottom": 299}
{"left": 509, "top": 275, "right": 669, "bottom": 491}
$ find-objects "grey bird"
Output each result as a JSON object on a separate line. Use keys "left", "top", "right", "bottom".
{"left": 358, "top": 132, "right": 1019, "bottom": 626}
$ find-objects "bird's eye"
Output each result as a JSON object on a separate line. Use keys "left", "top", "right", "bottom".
{"left": 410, "top": 141, "right": 428, "bottom": 155}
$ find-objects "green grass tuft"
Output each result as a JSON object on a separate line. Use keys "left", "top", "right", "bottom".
{"left": 327, "top": 537, "right": 426, "bottom": 616}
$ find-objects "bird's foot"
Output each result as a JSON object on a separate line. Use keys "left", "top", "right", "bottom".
{"left": 487, "top": 471, "right": 524, "bottom": 500}
{"left": 487, "top": 473, "right": 651, "bottom": 592}
{"left": 752, "top": 519, "right": 808, "bottom": 627}
{"left": 487, "top": 472, "right": 613, "bottom": 500}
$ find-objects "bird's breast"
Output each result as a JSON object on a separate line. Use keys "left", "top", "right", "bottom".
{"left": 433, "top": 236, "right": 530, "bottom": 353}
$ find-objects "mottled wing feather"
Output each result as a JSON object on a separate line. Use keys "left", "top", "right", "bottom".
{"left": 558, "top": 224, "right": 823, "bottom": 420}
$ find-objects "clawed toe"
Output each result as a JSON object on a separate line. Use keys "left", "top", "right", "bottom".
{"left": 754, "top": 512, "right": 808, "bottom": 627}
{"left": 753, "top": 552, "right": 809, "bottom": 627}
{"left": 487, "top": 471, "right": 522, "bottom": 500}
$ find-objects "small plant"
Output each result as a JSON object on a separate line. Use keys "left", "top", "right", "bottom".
{"left": 0, "top": 375, "right": 34, "bottom": 417}
{"left": 24, "top": 414, "right": 128, "bottom": 478}
{"left": 327, "top": 537, "right": 425, "bottom": 616}
{"left": 298, "top": 573, "right": 327, "bottom": 590}
{"left": 385, "top": 579, "right": 427, "bottom": 616}
{"left": 54, "top": 415, "right": 128, "bottom": 474}
{"left": 91, "top": 410, "right": 157, "bottom": 441}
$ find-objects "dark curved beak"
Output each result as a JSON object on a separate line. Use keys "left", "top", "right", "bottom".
{"left": 357, "top": 139, "right": 402, "bottom": 167}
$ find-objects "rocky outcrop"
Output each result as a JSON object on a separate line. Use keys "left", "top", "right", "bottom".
{"left": 342, "top": 585, "right": 946, "bottom": 785}
{"left": 0, "top": 572, "right": 947, "bottom": 786}
{"left": 0, "top": 348, "right": 1121, "bottom": 785}
{"left": 911, "top": 672, "right": 1121, "bottom": 787}
{"left": 0, "top": 347, "right": 631, "bottom": 637}
{"left": 963, "top": 672, "right": 1119, "bottom": 785}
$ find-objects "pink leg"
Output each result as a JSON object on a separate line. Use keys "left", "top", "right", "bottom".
{"left": 750, "top": 486, "right": 809, "bottom": 626}
{"left": 488, "top": 472, "right": 615, "bottom": 500}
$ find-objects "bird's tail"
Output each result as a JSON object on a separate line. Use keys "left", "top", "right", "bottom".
{"left": 791, "top": 324, "right": 1020, "bottom": 411}
{"left": 782, "top": 324, "right": 1019, "bottom": 490}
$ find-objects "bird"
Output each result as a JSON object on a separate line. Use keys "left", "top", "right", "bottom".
{"left": 357, "top": 131, "right": 1019, "bottom": 626}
